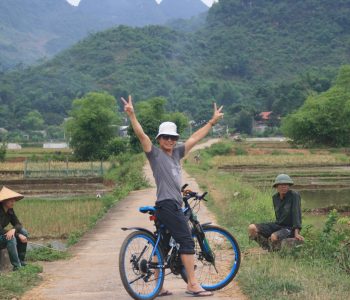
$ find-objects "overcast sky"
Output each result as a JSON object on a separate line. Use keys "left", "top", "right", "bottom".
{"left": 67, "top": 0, "right": 217, "bottom": 8}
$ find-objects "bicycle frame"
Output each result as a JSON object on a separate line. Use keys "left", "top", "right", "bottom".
{"left": 121, "top": 191, "right": 215, "bottom": 274}
{"left": 119, "top": 185, "right": 241, "bottom": 299}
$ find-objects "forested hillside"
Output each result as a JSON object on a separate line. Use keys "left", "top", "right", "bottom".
{"left": 0, "top": 0, "right": 208, "bottom": 68}
{"left": 0, "top": 0, "right": 74, "bottom": 66}
{"left": 160, "top": 0, "right": 208, "bottom": 19}
{"left": 1, "top": 0, "right": 350, "bottom": 134}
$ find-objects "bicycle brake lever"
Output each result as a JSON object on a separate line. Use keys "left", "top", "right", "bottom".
{"left": 199, "top": 192, "right": 208, "bottom": 200}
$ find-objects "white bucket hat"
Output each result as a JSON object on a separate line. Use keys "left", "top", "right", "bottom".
{"left": 0, "top": 186, "right": 24, "bottom": 202}
{"left": 155, "top": 122, "right": 179, "bottom": 139}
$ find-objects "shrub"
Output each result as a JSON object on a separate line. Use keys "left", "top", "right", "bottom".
{"left": 287, "top": 210, "right": 350, "bottom": 273}
{"left": 234, "top": 146, "right": 247, "bottom": 155}
{"left": 206, "top": 141, "right": 232, "bottom": 156}
{"left": 106, "top": 152, "right": 149, "bottom": 190}
{"left": 107, "top": 137, "right": 129, "bottom": 156}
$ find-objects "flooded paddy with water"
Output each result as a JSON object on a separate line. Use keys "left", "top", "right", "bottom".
{"left": 215, "top": 140, "right": 350, "bottom": 222}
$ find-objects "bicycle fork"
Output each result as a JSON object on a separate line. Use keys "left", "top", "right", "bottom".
{"left": 194, "top": 222, "right": 216, "bottom": 266}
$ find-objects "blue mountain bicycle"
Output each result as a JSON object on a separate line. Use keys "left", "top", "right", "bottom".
{"left": 119, "top": 184, "right": 241, "bottom": 300}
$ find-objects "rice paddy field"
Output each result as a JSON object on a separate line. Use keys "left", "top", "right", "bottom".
{"left": 184, "top": 139, "right": 350, "bottom": 300}
{"left": 5, "top": 147, "right": 71, "bottom": 159}
{"left": 206, "top": 140, "right": 350, "bottom": 212}
{"left": 1, "top": 147, "right": 115, "bottom": 240}
{"left": 14, "top": 196, "right": 105, "bottom": 239}
{"left": 0, "top": 161, "right": 110, "bottom": 172}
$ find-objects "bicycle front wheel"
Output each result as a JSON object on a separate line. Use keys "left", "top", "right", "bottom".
{"left": 182, "top": 224, "right": 241, "bottom": 291}
{"left": 119, "top": 231, "right": 164, "bottom": 300}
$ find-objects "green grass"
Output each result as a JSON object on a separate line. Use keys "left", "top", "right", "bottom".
{"left": 26, "top": 246, "right": 70, "bottom": 262}
{"left": 1, "top": 152, "right": 149, "bottom": 297}
{"left": 184, "top": 145, "right": 350, "bottom": 300}
{"left": 0, "top": 264, "right": 42, "bottom": 300}
{"left": 13, "top": 153, "right": 148, "bottom": 242}
{"left": 239, "top": 254, "right": 350, "bottom": 300}
{"left": 16, "top": 197, "right": 106, "bottom": 239}
{"left": 303, "top": 214, "right": 327, "bottom": 228}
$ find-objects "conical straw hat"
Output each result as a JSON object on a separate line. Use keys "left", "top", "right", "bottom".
{"left": 0, "top": 186, "right": 24, "bottom": 202}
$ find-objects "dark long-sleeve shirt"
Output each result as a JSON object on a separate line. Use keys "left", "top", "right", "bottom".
{"left": 273, "top": 190, "right": 302, "bottom": 230}
{"left": 0, "top": 204, "right": 23, "bottom": 236}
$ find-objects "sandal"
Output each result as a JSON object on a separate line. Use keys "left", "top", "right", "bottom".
{"left": 158, "top": 290, "right": 173, "bottom": 297}
{"left": 185, "top": 290, "right": 213, "bottom": 297}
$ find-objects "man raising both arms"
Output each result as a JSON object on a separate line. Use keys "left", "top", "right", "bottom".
{"left": 121, "top": 95, "right": 223, "bottom": 297}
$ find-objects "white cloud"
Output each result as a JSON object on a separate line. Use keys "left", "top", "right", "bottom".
{"left": 66, "top": 0, "right": 80, "bottom": 6}
{"left": 201, "top": 0, "right": 218, "bottom": 7}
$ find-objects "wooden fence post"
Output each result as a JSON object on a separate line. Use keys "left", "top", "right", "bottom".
{"left": 24, "top": 159, "right": 27, "bottom": 178}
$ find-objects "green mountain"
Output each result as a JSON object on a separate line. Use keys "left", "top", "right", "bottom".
{"left": 76, "top": 0, "right": 165, "bottom": 27}
{"left": 1, "top": 0, "right": 350, "bottom": 132}
{"left": 0, "top": 0, "right": 74, "bottom": 67}
{"left": 160, "top": 0, "right": 208, "bottom": 20}
{"left": 0, "top": 0, "right": 209, "bottom": 68}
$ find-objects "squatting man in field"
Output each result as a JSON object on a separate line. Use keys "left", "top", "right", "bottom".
{"left": 0, "top": 186, "right": 29, "bottom": 271}
{"left": 121, "top": 95, "right": 223, "bottom": 297}
{"left": 248, "top": 174, "right": 304, "bottom": 251}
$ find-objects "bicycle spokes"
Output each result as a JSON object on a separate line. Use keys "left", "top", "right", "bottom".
{"left": 120, "top": 232, "right": 164, "bottom": 299}
{"left": 193, "top": 226, "right": 240, "bottom": 290}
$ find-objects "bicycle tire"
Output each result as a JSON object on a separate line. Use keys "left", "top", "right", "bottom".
{"left": 119, "top": 230, "right": 165, "bottom": 300}
{"left": 181, "top": 224, "right": 241, "bottom": 291}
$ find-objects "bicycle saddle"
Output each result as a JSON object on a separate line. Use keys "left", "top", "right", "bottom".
{"left": 139, "top": 206, "right": 156, "bottom": 214}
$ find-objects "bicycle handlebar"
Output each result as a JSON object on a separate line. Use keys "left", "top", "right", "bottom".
{"left": 181, "top": 184, "right": 208, "bottom": 202}
{"left": 181, "top": 184, "right": 189, "bottom": 193}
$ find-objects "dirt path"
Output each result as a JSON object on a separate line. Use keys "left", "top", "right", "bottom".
{"left": 21, "top": 139, "right": 247, "bottom": 300}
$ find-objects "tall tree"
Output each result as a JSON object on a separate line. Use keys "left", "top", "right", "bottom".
{"left": 282, "top": 65, "right": 350, "bottom": 147}
{"left": 66, "top": 92, "right": 120, "bottom": 160}
{"left": 21, "top": 110, "right": 44, "bottom": 131}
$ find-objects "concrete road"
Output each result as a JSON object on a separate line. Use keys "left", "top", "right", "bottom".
{"left": 22, "top": 140, "right": 246, "bottom": 300}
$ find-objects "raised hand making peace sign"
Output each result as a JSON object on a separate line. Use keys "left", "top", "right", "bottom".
{"left": 121, "top": 95, "right": 134, "bottom": 117}
{"left": 209, "top": 103, "right": 224, "bottom": 126}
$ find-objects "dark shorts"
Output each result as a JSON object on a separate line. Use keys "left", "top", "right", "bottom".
{"left": 155, "top": 199, "right": 195, "bottom": 255}
{"left": 256, "top": 222, "right": 293, "bottom": 240}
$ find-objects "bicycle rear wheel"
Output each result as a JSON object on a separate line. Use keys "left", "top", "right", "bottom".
{"left": 181, "top": 224, "right": 241, "bottom": 291}
{"left": 119, "top": 231, "right": 164, "bottom": 300}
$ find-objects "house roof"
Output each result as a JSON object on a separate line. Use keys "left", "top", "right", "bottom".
{"left": 259, "top": 111, "right": 272, "bottom": 120}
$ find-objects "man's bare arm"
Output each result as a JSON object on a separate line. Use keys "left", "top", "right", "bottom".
{"left": 121, "top": 95, "right": 152, "bottom": 153}
{"left": 184, "top": 103, "right": 223, "bottom": 155}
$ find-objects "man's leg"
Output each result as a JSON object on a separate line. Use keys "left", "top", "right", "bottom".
{"left": 156, "top": 201, "right": 212, "bottom": 296}
{"left": 181, "top": 254, "right": 212, "bottom": 296}
{"left": 16, "top": 228, "right": 28, "bottom": 266}
{"left": 248, "top": 223, "right": 271, "bottom": 250}
{"left": 269, "top": 227, "right": 293, "bottom": 251}
{"left": 6, "top": 237, "right": 22, "bottom": 270}
{"left": 248, "top": 224, "right": 258, "bottom": 239}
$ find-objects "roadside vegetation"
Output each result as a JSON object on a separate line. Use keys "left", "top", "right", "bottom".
{"left": 0, "top": 265, "right": 43, "bottom": 300}
{"left": 184, "top": 140, "right": 350, "bottom": 300}
{"left": 13, "top": 153, "right": 148, "bottom": 245}
{"left": 0, "top": 150, "right": 148, "bottom": 299}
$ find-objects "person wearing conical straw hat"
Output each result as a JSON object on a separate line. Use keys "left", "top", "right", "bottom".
{"left": 0, "top": 186, "right": 29, "bottom": 271}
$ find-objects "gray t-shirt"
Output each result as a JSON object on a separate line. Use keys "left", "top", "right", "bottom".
{"left": 146, "top": 144, "right": 185, "bottom": 205}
